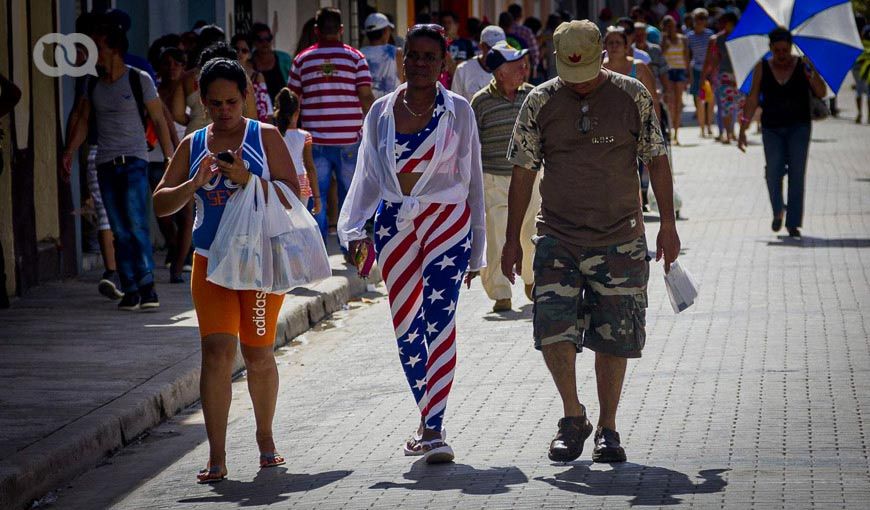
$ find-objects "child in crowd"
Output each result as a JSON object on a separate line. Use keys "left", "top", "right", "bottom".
{"left": 273, "top": 88, "right": 321, "bottom": 214}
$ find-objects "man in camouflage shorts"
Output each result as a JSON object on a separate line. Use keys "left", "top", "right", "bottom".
{"left": 502, "top": 20, "right": 681, "bottom": 463}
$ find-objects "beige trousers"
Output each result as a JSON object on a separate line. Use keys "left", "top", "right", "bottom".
{"left": 481, "top": 172, "right": 542, "bottom": 301}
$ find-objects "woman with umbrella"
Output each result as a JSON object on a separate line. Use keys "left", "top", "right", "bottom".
{"left": 736, "top": 27, "right": 826, "bottom": 240}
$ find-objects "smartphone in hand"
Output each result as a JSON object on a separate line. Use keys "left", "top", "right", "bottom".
{"left": 215, "top": 150, "right": 235, "bottom": 164}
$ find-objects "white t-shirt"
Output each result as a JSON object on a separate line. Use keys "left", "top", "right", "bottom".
{"left": 451, "top": 57, "right": 493, "bottom": 103}
{"left": 282, "top": 128, "right": 313, "bottom": 199}
{"left": 281, "top": 128, "right": 311, "bottom": 177}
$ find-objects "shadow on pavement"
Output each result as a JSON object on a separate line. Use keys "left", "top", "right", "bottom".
{"left": 765, "top": 236, "right": 870, "bottom": 248}
{"left": 177, "top": 468, "right": 352, "bottom": 506}
{"left": 369, "top": 460, "right": 528, "bottom": 495}
{"left": 535, "top": 463, "right": 728, "bottom": 506}
{"left": 288, "top": 287, "right": 326, "bottom": 298}
{"left": 643, "top": 214, "right": 690, "bottom": 223}
{"left": 483, "top": 303, "right": 532, "bottom": 322}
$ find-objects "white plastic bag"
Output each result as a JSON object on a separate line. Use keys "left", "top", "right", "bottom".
{"left": 663, "top": 260, "right": 699, "bottom": 313}
{"left": 265, "top": 180, "right": 332, "bottom": 294}
{"left": 207, "top": 177, "right": 271, "bottom": 291}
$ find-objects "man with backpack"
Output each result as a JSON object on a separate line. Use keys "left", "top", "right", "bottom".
{"left": 63, "top": 25, "right": 175, "bottom": 311}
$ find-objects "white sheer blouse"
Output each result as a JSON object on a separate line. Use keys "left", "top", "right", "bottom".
{"left": 337, "top": 82, "right": 486, "bottom": 271}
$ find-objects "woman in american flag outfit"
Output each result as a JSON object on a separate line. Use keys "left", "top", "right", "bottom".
{"left": 338, "top": 24, "right": 486, "bottom": 464}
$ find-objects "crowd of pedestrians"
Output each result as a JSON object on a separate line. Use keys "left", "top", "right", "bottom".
{"left": 56, "top": 0, "right": 869, "bottom": 485}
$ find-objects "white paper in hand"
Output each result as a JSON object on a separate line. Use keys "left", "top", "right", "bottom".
{"left": 663, "top": 260, "right": 699, "bottom": 313}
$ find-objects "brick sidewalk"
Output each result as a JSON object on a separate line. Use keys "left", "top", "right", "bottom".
{"left": 53, "top": 100, "right": 870, "bottom": 508}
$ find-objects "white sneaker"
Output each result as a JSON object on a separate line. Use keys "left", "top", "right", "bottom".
{"left": 98, "top": 273, "right": 123, "bottom": 300}
{"left": 423, "top": 441, "right": 454, "bottom": 464}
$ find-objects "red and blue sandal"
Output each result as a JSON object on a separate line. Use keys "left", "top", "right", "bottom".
{"left": 196, "top": 465, "right": 226, "bottom": 484}
{"left": 259, "top": 452, "right": 286, "bottom": 468}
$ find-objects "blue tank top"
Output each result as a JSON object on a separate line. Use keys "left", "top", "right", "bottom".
{"left": 190, "top": 119, "right": 270, "bottom": 254}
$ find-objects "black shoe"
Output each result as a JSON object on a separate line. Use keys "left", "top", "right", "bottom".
{"left": 169, "top": 273, "right": 185, "bottom": 284}
{"left": 98, "top": 271, "right": 123, "bottom": 300}
{"left": 118, "top": 292, "right": 140, "bottom": 311}
{"left": 548, "top": 411, "right": 594, "bottom": 462}
{"left": 138, "top": 284, "right": 160, "bottom": 310}
{"left": 182, "top": 249, "right": 193, "bottom": 272}
{"left": 787, "top": 227, "right": 801, "bottom": 240}
{"left": 771, "top": 216, "right": 783, "bottom": 232}
{"left": 592, "top": 427, "right": 627, "bottom": 463}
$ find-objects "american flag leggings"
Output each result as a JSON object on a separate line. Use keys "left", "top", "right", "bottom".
{"left": 373, "top": 199, "right": 472, "bottom": 433}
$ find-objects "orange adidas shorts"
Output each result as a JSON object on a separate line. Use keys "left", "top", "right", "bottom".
{"left": 190, "top": 253, "right": 284, "bottom": 347}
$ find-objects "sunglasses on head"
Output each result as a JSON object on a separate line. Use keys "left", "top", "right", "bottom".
{"left": 410, "top": 23, "right": 446, "bottom": 36}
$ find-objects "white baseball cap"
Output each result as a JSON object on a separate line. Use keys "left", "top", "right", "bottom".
{"left": 364, "top": 13, "right": 394, "bottom": 33}
{"left": 485, "top": 40, "right": 529, "bottom": 71}
{"left": 480, "top": 25, "right": 506, "bottom": 48}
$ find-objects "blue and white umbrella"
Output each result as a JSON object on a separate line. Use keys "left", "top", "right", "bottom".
{"left": 725, "top": 0, "right": 863, "bottom": 94}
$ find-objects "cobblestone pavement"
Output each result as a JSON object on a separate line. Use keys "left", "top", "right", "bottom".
{"left": 53, "top": 94, "right": 870, "bottom": 509}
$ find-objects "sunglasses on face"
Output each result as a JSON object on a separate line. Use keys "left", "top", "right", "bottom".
{"left": 235, "top": 46, "right": 250, "bottom": 54}
{"left": 256, "top": 35, "right": 273, "bottom": 43}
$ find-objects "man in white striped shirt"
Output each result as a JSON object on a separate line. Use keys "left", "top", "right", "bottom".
{"left": 288, "top": 7, "right": 375, "bottom": 240}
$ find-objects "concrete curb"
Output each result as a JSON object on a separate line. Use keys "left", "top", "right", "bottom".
{"left": 1, "top": 263, "right": 380, "bottom": 510}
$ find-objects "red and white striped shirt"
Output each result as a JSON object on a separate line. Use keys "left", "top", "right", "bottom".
{"left": 288, "top": 41, "right": 373, "bottom": 146}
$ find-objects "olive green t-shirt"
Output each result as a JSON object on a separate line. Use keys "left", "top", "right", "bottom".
{"left": 507, "top": 72, "right": 666, "bottom": 247}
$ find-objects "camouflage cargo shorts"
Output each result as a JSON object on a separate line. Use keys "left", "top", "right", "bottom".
{"left": 532, "top": 235, "right": 650, "bottom": 358}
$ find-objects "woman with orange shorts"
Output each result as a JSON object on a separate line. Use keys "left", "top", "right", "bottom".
{"left": 153, "top": 57, "right": 300, "bottom": 483}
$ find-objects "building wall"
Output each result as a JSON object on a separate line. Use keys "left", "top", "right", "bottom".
{"left": 0, "top": 0, "right": 14, "bottom": 297}
{"left": 146, "top": 0, "right": 192, "bottom": 48}
{"left": 0, "top": 0, "right": 64, "bottom": 298}
{"left": 30, "top": 1, "right": 60, "bottom": 245}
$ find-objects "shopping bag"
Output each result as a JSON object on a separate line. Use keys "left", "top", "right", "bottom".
{"left": 206, "top": 178, "right": 271, "bottom": 291}
{"left": 663, "top": 260, "right": 699, "bottom": 313}
{"left": 265, "top": 180, "right": 332, "bottom": 294}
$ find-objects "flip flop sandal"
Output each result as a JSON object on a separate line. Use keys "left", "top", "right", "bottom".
{"left": 404, "top": 434, "right": 425, "bottom": 456}
{"left": 422, "top": 440, "right": 455, "bottom": 464}
{"left": 403, "top": 427, "right": 447, "bottom": 456}
{"left": 259, "top": 452, "right": 286, "bottom": 468}
{"left": 196, "top": 465, "right": 226, "bottom": 484}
